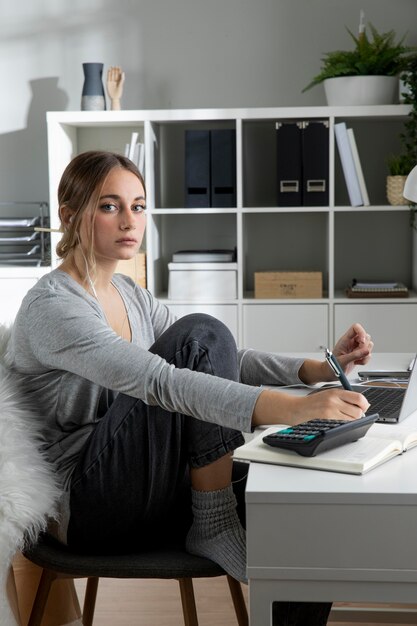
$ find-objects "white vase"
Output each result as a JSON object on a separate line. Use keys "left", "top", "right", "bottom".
{"left": 324, "top": 76, "right": 399, "bottom": 106}
{"left": 412, "top": 217, "right": 417, "bottom": 291}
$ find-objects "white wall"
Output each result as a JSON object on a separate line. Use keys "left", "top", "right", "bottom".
{"left": 0, "top": 0, "right": 416, "bottom": 205}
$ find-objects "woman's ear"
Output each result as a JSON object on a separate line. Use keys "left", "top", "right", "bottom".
{"left": 60, "top": 205, "right": 75, "bottom": 230}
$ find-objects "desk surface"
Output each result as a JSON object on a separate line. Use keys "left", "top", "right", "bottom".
{"left": 245, "top": 353, "right": 417, "bottom": 624}
{"left": 248, "top": 351, "right": 417, "bottom": 504}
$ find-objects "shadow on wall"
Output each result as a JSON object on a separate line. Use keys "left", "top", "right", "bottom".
{"left": 0, "top": 77, "right": 68, "bottom": 211}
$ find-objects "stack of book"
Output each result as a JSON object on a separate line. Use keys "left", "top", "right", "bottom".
{"left": 168, "top": 249, "right": 237, "bottom": 300}
{"left": 171, "top": 249, "right": 236, "bottom": 263}
{"left": 125, "top": 131, "right": 145, "bottom": 176}
{"left": 334, "top": 122, "right": 370, "bottom": 207}
{"left": 346, "top": 279, "right": 409, "bottom": 298}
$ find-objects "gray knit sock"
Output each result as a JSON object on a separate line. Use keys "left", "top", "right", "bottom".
{"left": 185, "top": 485, "right": 247, "bottom": 584}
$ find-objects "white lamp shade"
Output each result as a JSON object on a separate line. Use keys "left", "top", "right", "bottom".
{"left": 403, "top": 164, "right": 417, "bottom": 203}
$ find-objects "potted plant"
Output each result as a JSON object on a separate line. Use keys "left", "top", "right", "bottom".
{"left": 386, "top": 154, "right": 413, "bottom": 205}
{"left": 400, "top": 57, "right": 417, "bottom": 171}
{"left": 303, "top": 22, "right": 416, "bottom": 105}
{"left": 385, "top": 57, "right": 417, "bottom": 205}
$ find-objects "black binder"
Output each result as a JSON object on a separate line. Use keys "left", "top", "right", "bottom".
{"left": 301, "top": 120, "right": 329, "bottom": 206}
{"left": 276, "top": 122, "right": 303, "bottom": 206}
{"left": 210, "top": 129, "right": 236, "bottom": 207}
{"left": 185, "top": 130, "right": 211, "bottom": 207}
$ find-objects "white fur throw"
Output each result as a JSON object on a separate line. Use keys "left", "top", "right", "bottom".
{"left": 0, "top": 325, "right": 61, "bottom": 625}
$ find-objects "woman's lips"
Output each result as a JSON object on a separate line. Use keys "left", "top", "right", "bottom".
{"left": 116, "top": 238, "right": 137, "bottom": 245}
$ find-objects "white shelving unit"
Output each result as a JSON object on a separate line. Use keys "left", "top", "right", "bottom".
{"left": 45, "top": 105, "right": 417, "bottom": 352}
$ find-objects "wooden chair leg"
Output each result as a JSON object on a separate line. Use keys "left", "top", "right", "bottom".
{"left": 227, "top": 575, "right": 248, "bottom": 626}
{"left": 82, "top": 576, "right": 99, "bottom": 626}
{"left": 27, "top": 569, "right": 58, "bottom": 626}
{"left": 178, "top": 577, "right": 199, "bottom": 626}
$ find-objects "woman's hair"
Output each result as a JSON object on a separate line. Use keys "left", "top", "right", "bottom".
{"left": 56, "top": 150, "right": 146, "bottom": 265}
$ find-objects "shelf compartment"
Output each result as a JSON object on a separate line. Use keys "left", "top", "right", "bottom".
{"left": 242, "top": 212, "right": 329, "bottom": 296}
{"left": 242, "top": 303, "right": 329, "bottom": 352}
{"left": 151, "top": 120, "right": 237, "bottom": 209}
{"left": 334, "top": 118, "right": 405, "bottom": 207}
{"left": 334, "top": 211, "right": 411, "bottom": 293}
{"left": 242, "top": 119, "right": 330, "bottom": 209}
{"left": 149, "top": 212, "right": 237, "bottom": 296}
{"left": 76, "top": 125, "right": 145, "bottom": 160}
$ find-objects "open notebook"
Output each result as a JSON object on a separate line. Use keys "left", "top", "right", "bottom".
{"left": 234, "top": 421, "right": 417, "bottom": 475}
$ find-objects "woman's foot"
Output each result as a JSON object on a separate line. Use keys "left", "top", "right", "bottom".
{"left": 185, "top": 485, "right": 247, "bottom": 583}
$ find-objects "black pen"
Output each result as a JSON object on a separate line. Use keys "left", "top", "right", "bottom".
{"left": 324, "top": 348, "right": 353, "bottom": 391}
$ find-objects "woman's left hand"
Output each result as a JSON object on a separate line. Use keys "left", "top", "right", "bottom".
{"left": 332, "top": 322, "right": 374, "bottom": 375}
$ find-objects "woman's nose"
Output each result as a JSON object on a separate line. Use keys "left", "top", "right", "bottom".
{"left": 120, "top": 209, "right": 136, "bottom": 230}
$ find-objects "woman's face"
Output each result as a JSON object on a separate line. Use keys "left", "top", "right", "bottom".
{"left": 85, "top": 167, "right": 146, "bottom": 263}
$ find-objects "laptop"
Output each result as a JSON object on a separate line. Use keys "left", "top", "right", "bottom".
{"left": 353, "top": 356, "right": 417, "bottom": 424}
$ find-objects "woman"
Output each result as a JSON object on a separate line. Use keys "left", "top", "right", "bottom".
{"left": 7, "top": 151, "right": 372, "bottom": 622}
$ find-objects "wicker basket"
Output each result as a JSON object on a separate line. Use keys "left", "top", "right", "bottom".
{"left": 386, "top": 175, "right": 409, "bottom": 206}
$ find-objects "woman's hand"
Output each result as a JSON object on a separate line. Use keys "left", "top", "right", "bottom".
{"left": 332, "top": 322, "right": 374, "bottom": 375}
{"left": 252, "top": 386, "right": 370, "bottom": 428}
{"left": 291, "top": 388, "right": 369, "bottom": 424}
{"left": 299, "top": 323, "right": 374, "bottom": 385}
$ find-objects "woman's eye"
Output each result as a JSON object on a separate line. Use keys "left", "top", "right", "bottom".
{"left": 101, "top": 203, "right": 118, "bottom": 212}
{"left": 132, "top": 204, "right": 146, "bottom": 213}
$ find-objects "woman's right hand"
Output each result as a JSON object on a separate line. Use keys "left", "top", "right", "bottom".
{"left": 290, "top": 388, "right": 370, "bottom": 424}
{"left": 252, "top": 387, "right": 370, "bottom": 428}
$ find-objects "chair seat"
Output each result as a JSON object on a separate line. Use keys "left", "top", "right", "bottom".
{"left": 24, "top": 534, "right": 226, "bottom": 580}
{"left": 23, "top": 534, "right": 248, "bottom": 626}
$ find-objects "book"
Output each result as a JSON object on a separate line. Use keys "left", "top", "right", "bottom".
{"left": 124, "top": 131, "right": 145, "bottom": 175}
{"left": 346, "top": 280, "right": 409, "bottom": 298}
{"left": 234, "top": 422, "right": 417, "bottom": 475}
{"left": 127, "top": 131, "right": 139, "bottom": 161}
{"left": 334, "top": 122, "right": 363, "bottom": 207}
{"left": 172, "top": 249, "right": 236, "bottom": 263}
{"left": 347, "top": 128, "right": 370, "bottom": 206}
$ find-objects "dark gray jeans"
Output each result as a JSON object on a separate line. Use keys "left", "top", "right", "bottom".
{"left": 67, "top": 313, "right": 331, "bottom": 625}
{"left": 67, "top": 313, "right": 244, "bottom": 552}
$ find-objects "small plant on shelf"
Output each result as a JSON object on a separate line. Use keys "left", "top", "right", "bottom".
{"left": 387, "top": 153, "right": 414, "bottom": 177}
{"left": 400, "top": 58, "right": 417, "bottom": 173}
{"left": 386, "top": 57, "right": 417, "bottom": 214}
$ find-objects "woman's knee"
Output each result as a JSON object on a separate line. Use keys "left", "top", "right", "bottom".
{"left": 176, "top": 313, "right": 237, "bottom": 352}
{"left": 151, "top": 313, "right": 238, "bottom": 379}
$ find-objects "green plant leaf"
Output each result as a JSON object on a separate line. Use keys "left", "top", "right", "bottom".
{"left": 303, "top": 22, "right": 416, "bottom": 92}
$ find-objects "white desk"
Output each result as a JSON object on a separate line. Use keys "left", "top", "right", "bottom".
{"left": 245, "top": 353, "right": 417, "bottom": 625}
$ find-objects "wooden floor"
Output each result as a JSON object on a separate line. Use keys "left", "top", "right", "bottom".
{"left": 74, "top": 577, "right": 417, "bottom": 626}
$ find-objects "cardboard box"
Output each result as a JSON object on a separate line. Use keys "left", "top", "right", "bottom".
{"left": 168, "top": 262, "right": 237, "bottom": 300}
{"left": 117, "top": 252, "right": 147, "bottom": 288}
{"left": 254, "top": 271, "right": 322, "bottom": 299}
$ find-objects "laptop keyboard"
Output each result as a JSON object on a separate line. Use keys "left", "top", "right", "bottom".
{"left": 362, "top": 386, "right": 405, "bottom": 418}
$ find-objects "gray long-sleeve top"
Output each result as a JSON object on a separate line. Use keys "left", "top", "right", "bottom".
{"left": 6, "top": 269, "right": 305, "bottom": 491}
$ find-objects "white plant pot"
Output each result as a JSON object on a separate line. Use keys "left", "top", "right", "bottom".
{"left": 412, "top": 221, "right": 417, "bottom": 291}
{"left": 324, "top": 76, "right": 399, "bottom": 106}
